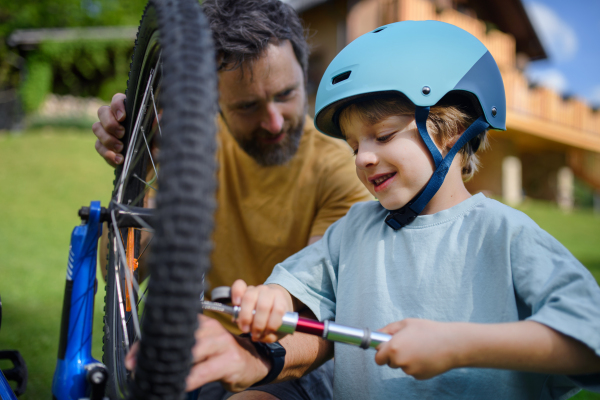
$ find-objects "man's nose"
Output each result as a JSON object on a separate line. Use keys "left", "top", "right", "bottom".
{"left": 260, "top": 103, "right": 284, "bottom": 134}
{"left": 355, "top": 147, "right": 379, "bottom": 169}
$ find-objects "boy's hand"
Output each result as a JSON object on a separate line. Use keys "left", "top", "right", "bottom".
{"left": 374, "top": 319, "right": 461, "bottom": 380}
{"left": 231, "top": 279, "right": 294, "bottom": 343}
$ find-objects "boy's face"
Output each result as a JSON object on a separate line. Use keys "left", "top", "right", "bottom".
{"left": 342, "top": 113, "right": 437, "bottom": 210}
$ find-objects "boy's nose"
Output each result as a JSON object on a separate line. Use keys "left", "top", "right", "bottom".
{"left": 260, "top": 103, "right": 284, "bottom": 134}
{"left": 355, "top": 148, "right": 378, "bottom": 169}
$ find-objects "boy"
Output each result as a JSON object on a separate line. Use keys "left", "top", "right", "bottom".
{"left": 228, "top": 21, "right": 600, "bottom": 399}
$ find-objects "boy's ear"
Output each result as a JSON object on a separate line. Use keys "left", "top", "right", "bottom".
{"left": 445, "top": 130, "right": 463, "bottom": 150}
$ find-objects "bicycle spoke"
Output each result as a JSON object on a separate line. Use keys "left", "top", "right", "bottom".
{"left": 132, "top": 173, "right": 157, "bottom": 192}
{"left": 126, "top": 284, "right": 149, "bottom": 326}
{"left": 116, "top": 51, "right": 162, "bottom": 204}
{"left": 112, "top": 234, "right": 131, "bottom": 351}
{"left": 111, "top": 211, "right": 142, "bottom": 342}
{"left": 140, "top": 126, "right": 159, "bottom": 180}
{"left": 150, "top": 86, "right": 162, "bottom": 137}
{"left": 137, "top": 233, "right": 154, "bottom": 260}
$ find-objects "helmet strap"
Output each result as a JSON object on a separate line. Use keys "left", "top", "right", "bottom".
{"left": 415, "top": 106, "right": 443, "bottom": 168}
{"left": 385, "top": 107, "right": 489, "bottom": 230}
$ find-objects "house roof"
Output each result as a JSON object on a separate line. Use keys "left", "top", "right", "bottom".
{"left": 289, "top": 0, "right": 547, "bottom": 61}
{"left": 465, "top": 0, "right": 546, "bottom": 60}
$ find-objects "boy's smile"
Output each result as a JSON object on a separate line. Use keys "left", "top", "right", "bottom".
{"left": 342, "top": 113, "right": 437, "bottom": 211}
{"left": 368, "top": 172, "right": 397, "bottom": 192}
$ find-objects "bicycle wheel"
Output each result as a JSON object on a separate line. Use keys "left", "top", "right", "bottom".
{"left": 102, "top": 0, "right": 217, "bottom": 398}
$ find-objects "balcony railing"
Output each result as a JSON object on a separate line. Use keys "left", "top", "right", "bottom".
{"left": 347, "top": 0, "right": 600, "bottom": 143}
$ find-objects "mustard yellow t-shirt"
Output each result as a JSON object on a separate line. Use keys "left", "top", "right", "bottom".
{"left": 206, "top": 115, "right": 371, "bottom": 331}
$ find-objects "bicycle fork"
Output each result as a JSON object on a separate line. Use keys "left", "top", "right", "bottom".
{"left": 52, "top": 201, "right": 108, "bottom": 400}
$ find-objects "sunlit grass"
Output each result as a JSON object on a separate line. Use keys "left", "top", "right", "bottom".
{"left": 0, "top": 128, "right": 113, "bottom": 399}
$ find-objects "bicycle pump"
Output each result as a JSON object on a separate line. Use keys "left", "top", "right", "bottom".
{"left": 52, "top": 202, "right": 109, "bottom": 400}
{"left": 205, "top": 287, "right": 392, "bottom": 350}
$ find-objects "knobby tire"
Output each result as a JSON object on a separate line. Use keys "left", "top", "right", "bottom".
{"left": 102, "top": 0, "right": 217, "bottom": 399}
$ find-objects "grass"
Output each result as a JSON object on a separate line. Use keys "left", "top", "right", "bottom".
{"left": 0, "top": 128, "right": 113, "bottom": 399}
{"left": 0, "top": 128, "right": 598, "bottom": 399}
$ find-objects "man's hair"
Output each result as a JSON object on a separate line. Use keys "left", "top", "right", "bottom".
{"left": 339, "top": 93, "right": 488, "bottom": 181}
{"left": 202, "top": 0, "right": 309, "bottom": 79}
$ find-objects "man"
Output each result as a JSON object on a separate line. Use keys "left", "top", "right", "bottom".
{"left": 93, "top": 0, "right": 371, "bottom": 398}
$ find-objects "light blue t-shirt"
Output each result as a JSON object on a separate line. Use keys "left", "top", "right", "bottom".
{"left": 265, "top": 193, "right": 600, "bottom": 399}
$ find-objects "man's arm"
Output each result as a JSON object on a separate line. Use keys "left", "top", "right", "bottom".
{"left": 375, "top": 318, "right": 600, "bottom": 380}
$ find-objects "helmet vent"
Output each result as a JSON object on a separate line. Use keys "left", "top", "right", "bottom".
{"left": 372, "top": 27, "right": 387, "bottom": 33}
{"left": 332, "top": 71, "right": 351, "bottom": 85}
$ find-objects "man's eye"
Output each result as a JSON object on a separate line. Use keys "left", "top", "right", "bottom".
{"left": 352, "top": 148, "right": 358, "bottom": 156}
{"left": 275, "top": 89, "right": 293, "bottom": 101}
{"left": 239, "top": 102, "right": 257, "bottom": 110}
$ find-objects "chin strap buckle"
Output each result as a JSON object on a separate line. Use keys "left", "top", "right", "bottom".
{"left": 385, "top": 205, "right": 418, "bottom": 230}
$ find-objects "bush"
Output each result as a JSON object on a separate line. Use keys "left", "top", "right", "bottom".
{"left": 20, "top": 38, "right": 133, "bottom": 113}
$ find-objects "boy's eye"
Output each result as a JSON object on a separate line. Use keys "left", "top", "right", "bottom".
{"left": 377, "top": 133, "right": 394, "bottom": 142}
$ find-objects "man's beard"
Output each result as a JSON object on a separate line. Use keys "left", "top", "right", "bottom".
{"left": 237, "top": 118, "right": 305, "bottom": 166}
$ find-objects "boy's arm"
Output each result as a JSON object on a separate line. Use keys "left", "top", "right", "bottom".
{"left": 375, "top": 318, "right": 600, "bottom": 380}
{"left": 454, "top": 320, "right": 600, "bottom": 374}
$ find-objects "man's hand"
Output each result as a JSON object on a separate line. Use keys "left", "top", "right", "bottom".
{"left": 93, "top": 93, "right": 127, "bottom": 167}
{"left": 187, "top": 315, "right": 273, "bottom": 391}
{"left": 125, "top": 315, "right": 272, "bottom": 392}
{"left": 374, "top": 319, "right": 459, "bottom": 380}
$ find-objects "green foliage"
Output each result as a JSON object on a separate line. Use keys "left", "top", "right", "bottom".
{"left": 20, "top": 38, "right": 133, "bottom": 110}
{"left": 0, "top": 0, "right": 148, "bottom": 105}
{"left": 20, "top": 56, "right": 52, "bottom": 112}
{"left": 574, "top": 177, "right": 595, "bottom": 208}
{"left": 0, "top": 0, "right": 148, "bottom": 38}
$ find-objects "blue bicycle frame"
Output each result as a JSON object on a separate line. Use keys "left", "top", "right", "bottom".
{"left": 52, "top": 201, "right": 106, "bottom": 400}
{"left": 0, "top": 371, "right": 18, "bottom": 400}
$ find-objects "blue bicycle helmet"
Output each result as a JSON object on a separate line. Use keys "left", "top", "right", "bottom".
{"left": 314, "top": 20, "right": 506, "bottom": 230}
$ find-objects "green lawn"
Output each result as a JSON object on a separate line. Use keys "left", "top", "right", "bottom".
{"left": 0, "top": 128, "right": 598, "bottom": 399}
{"left": 0, "top": 128, "right": 113, "bottom": 399}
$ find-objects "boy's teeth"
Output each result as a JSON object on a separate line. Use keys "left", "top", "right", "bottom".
{"left": 374, "top": 174, "right": 392, "bottom": 185}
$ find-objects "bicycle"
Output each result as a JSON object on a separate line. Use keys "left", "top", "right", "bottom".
{"left": 51, "top": 0, "right": 218, "bottom": 398}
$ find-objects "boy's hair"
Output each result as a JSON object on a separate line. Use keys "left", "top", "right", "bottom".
{"left": 202, "top": 0, "right": 309, "bottom": 80}
{"left": 339, "top": 93, "right": 488, "bottom": 181}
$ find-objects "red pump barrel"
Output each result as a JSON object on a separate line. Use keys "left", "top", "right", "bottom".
{"left": 295, "top": 317, "right": 325, "bottom": 336}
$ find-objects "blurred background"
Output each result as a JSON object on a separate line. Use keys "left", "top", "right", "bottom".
{"left": 0, "top": 0, "right": 599, "bottom": 398}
